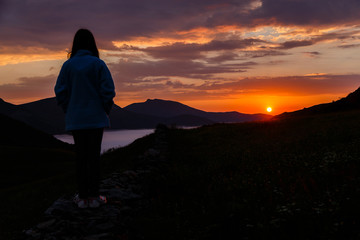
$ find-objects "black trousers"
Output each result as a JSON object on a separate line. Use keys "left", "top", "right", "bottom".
{"left": 72, "top": 128, "right": 103, "bottom": 199}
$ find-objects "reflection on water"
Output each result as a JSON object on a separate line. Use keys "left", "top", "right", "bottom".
{"left": 54, "top": 129, "right": 154, "bottom": 153}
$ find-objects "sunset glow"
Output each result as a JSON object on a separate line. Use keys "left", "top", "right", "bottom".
{"left": 267, "top": 107, "right": 272, "bottom": 113}
{"left": 1, "top": 0, "right": 360, "bottom": 114}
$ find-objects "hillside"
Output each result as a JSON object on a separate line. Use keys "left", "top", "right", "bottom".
{"left": 0, "top": 97, "right": 269, "bottom": 134}
{"left": 109, "top": 104, "right": 214, "bottom": 129}
{"left": 276, "top": 87, "right": 360, "bottom": 118}
{"left": 0, "top": 113, "right": 69, "bottom": 148}
{"left": 0, "top": 98, "right": 64, "bottom": 134}
{"left": 0, "top": 113, "right": 76, "bottom": 239}
{"left": 3, "top": 89, "right": 360, "bottom": 239}
{"left": 92, "top": 110, "right": 360, "bottom": 239}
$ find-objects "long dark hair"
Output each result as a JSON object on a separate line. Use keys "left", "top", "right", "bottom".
{"left": 69, "top": 29, "right": 99, "bottom": 58}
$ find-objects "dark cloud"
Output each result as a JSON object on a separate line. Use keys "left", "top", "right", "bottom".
{"left": 0, "top": 75, "right": 56, "bottom": 100}
{"left": 305, "top": 52, "right": 320, "bottom": 55}
{"left": 244, "top": 50, "right": 289, "bottom": 58}
{"left": 127, "top": 38, "right": 265, "bottom": 60}
{"left": 1, "top": 0, "right": 360, "bottom": 51}
{"left": 138, "top": 42, "right": 204, "bottom": 60}
{"left": 0, "top": 0, "right": 252, "bottom": 50}
{"left": 176, "top": 74, "right": 360, "bottom": 97}
{"left": 108, "top": 58, "right": 250, "bottom": 84}
{"left": 274, "top": 30, "right": 360, "bottom": 50}
{"left": 206, "top": 52, "right": 240, "bottom": 63}
{"left": 207, "top": 75, "right": 356, "bottom": 95}
{"left": 277, "top": 40, "right": 314, "bottom": 50}
{"left": 255, "top": 0, "right": 360, "bottom": 26}
{"left": 111, "top": 74, "right": 360, "bottom": 103}
{"left": 303, "top": 52, "right": 321, "bottom": 58}
{"left": 338, "top": 44, "right": 360, "bottom": 49}
{"left": 315, "top": 30, "right": 360, "bottom": 42}
{"left": 2, "top": 71, "right": 360, "bottom": 105}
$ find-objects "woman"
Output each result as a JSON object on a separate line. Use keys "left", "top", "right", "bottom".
{"left": 55, "top": 29, "right": 116, "bottom": 209}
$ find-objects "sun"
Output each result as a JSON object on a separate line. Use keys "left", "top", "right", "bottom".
{"left": 266, "top": 107, "right": 272, "bottom": 113}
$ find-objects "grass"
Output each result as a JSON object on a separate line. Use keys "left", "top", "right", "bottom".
{"left": 0, "top": 146, "right": 76, "bottom": 239}
{"left": 0, "top": 132, "right": 156, "bottom": 240}
{"left": 2, "top": 110, "right": 360, "bottom": 239}
{"left": 128, "top": 111, "right": 360, "bottom": 239}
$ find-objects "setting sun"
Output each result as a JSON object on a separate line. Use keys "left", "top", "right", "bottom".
{"left": 267, "top": 107, "right": 272, "bottom": 113}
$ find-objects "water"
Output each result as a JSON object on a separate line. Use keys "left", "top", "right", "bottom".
{"left": 54, "top": 129, "right": 154, "bottom": 153}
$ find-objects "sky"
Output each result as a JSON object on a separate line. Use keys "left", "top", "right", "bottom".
{"left": 1, "top": 0, "right": 360, "bottom": 115}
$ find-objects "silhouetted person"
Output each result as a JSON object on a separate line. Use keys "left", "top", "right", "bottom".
{"left": 54, "top": 29, "right": 115, "bottom": 209}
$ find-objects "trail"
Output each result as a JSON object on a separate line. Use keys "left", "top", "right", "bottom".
{"left": 23, "top": 126, "right": 169, "bottom": 240}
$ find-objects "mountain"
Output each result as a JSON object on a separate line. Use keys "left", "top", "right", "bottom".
{"left": 124, "top": 99, "right": 271, "bottom": 122}
{"left": 0, "top": 97, "right": 65, "bottom": 134}
{"left": 0, "top": 97, "right": 216, "bottom": 134}
{"left": 276, "top": 87, "right": 360, "bottom": 119}
{"left": 0, "top": 97, "right": 271, "bottom": 134}
{"left": 19, "top": 97, "right": 66, "bottom": 133}
{"left": 0, "top": 113, "right": 69, "bottom": 148}
{"left": 111, "top": 104, "right": 214, "bottom": 129}
{"left": 0, "top": 98, "right": 17, "bottom": 114}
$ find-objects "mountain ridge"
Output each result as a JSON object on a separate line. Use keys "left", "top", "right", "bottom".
{"left": 0, "top": 97, "right": 271, "bottom": 134}
{"left": 124, "top": 98, "right": 271, "bottom": 123}
{"left": 0, "top": 113, "right": 69, "bottom": 149}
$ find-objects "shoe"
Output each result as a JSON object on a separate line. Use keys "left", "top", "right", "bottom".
{"left": 88, "top": 198, "right": 100, "bottom": 208}
{"left": 73, "top": 194, "right": 88, "bottom": 209}
{"left": 88, "top": 195, "right": 107, "bottom": 208}
{"left": 77, "top": 199, "right": 88, "bottom": 209}
{"left": 99, "top": 195, "right": 107, "bottom": 204}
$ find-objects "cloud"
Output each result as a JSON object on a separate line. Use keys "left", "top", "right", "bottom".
{"left": 303, "top": 52, "right": 321, "bottom": 58}
{"left": 125, "top": 38, "right": 265, "bottom": 60}
{"left": 277, "top": 40, "right": 314, "bottom": 50}
{"left": 119, "top": 27, "right": 359, "bottom": 64}
{"left": 2, "top": 70, "right": 360, "bottom": 107}
{"left": 114, "top": 68, "right": 360, "bottom": 99}
{"left": 254, "top": 0, "right": 360, "bottom": 26}
{"left": 206, "top": 52, "right": 241, "bottom": 63}
{"left": 111, "top": 74, "right": 360, "bottom": 104}
{"left": 245, "top": 50, "right": 289, "bottom": 58}
{"left": 108, "top": 58, "right": 251, "bottom": 84}
{"left": 274, "top": 29, "right": 360, "bottom": 50}
{"left": 0, "top": 75, "right": 56, "bottom": 100}
{"left": 338, "top": 44, "right": 360, "bottom": 49}
{"left": 1, "top": 0, "right": 360, "bottom": 51}
{"left": 209, "top": 75, "right": 360, "bottom": 96}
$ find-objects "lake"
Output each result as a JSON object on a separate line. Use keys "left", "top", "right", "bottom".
{"left": 54, "top": 129, "right": 154, "bottom": 153}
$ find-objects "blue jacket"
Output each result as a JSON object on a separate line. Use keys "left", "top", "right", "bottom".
{"left": 54, "top": 50, "right": 116, "bottom": 131}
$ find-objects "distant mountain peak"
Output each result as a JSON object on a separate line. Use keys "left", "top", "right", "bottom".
{"left": 124, "top": 98, "right": 270, "bottom": 122}
{"left": 1, "top": 97, "right": 271, "bottom": 134}
{"left": 145, "top": 98, "right": 179, "bottom": 103}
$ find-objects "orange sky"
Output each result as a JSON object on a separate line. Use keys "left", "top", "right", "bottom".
{"left": 1, "top": 0, "right": 360, "bottom": 115}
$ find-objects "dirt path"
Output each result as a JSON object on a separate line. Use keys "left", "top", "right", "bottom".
{"left": 23, "top": 126, "right": 169, "bottom": 240}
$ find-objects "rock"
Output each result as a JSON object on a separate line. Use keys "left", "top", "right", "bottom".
{"left": 22, "top": 129, "right": 170, "bottom": 239}
{"left": 100, "top": 188, "right": 141, "bottom": 200}
{"left": 24, "top": 229, "right": 42, "bottom": 239}
{"left": 22, "top": 168, "right": 148, "bottom": 239}
{"left": 144, "top": 148, "right": 160, "bottom": 157}
{"left": 95, "top": 222, "right": 115, "bottom": 231}
{"left": 83, "top": 233, "right": 110, "bottom": 240}
{"left": 36, "top": 219, "right": 56, "bottom": 229}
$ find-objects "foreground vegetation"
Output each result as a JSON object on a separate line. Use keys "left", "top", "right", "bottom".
{"left": 2, "top": 109, "right": 360, "bottom": 239}
{"left": 130, "top": 111, "right": 360, "bottom": 239}
{"left": 0, "top": 146, "right": 76, "bottom": 239}
{"left": 0, "top": 133, "right": 154, "bottom": 239}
